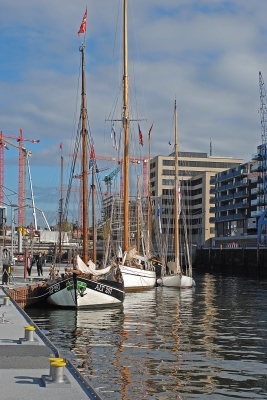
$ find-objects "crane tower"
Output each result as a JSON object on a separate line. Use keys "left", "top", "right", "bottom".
{"left": 259, "top": 71, "right": 267, "bottom": 201}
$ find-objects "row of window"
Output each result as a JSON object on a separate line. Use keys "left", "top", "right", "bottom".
{"left": 162, "top": 160, "right": 239, "bottom": 168}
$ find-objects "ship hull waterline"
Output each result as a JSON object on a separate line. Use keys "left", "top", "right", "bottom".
{"left": 46, "top": 274, "right": 124, "bottom": 309}
{"left": 120, "top": 265, "right": 156, "bottom": 291}
{"left": 157, "top": 274, "right": 194, "bottom": 289}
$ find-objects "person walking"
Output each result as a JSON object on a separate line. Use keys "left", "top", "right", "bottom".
{"left": 27, "top": 255, "right": 32, "bottom": 276}
{"left": 37, "top": 252, "right": 44, "bottom": 276}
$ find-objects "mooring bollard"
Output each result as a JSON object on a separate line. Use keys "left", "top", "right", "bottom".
{"left": 24, "top": 325, "right": 36, "bottom": 341}
{"left": 50, "top": 361, "right": 67, "bottom": 383}
{"left": 48, "top": 357, "right": 64, "bottom": 380}
{"left": 3, "top": 296, "right": 10, "bottom": 306}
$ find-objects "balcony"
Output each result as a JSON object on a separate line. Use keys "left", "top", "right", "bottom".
{"left": 251, "top": 164, "right": 263, "bottom": 173}
{"left": 234, "top": 191, "right": 248, "bottom": 199}
{"left": 216, "top": 193, "right": 234, "bottom": 202}
{"left": 216, "top": 172, "right": 234, "bottom": 183}
{"left": 252, "top": 152, "right": 263, "bottom": 161}
{"left": 251, "top": 210, "right": 264, "bottom": 217}
{"left": 210, "top": 177, "right": 216, "bottom": 184}
{"left": 215, "top": 204, "right": 234, "bottom": 212}
{"left": 250, "top": 175, "right": 262, "bottom": 184}
{"left": 210, "top": 212, "right": 246, "bottom": 223}
{"left": 210, "top": 215, "right": 230, "bottom": 223}
{"left": 234, "top": 213, "right": 247, "bottom": 219}
{"left": 251, "top": 198, "right": 265, "bottom": 206}
{"left": 210, "top": 187, "right": 216, "bottom": 194}
{"left": 251, "top": 187, "right": 264, "bottom": 195}
{"left": 233, "top": 201, "right": 248, "bottom": 209}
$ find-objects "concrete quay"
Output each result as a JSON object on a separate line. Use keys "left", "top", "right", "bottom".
{"left": 0, "top": 279, "right": 103, "bottom": 399}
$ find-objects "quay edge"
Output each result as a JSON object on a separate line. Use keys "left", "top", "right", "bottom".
{"left": 0, "top": 286, "right": 104, "bottom": 400}
{"left": 195, "top": 247, "right": 267, "bottom": 278}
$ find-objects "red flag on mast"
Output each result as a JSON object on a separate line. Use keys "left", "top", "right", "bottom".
{"left": 138, "top": 124, "right": 144, "bottom": 146}
{"left": 78, "top": 8, "right": 88, "bottom": 36}
{"left": 148, "top": 122, "right": 154, "bottom": 140}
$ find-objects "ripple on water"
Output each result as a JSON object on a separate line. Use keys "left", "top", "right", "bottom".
{"left": 26, "top": 273, "right": 267, "bottom": 399}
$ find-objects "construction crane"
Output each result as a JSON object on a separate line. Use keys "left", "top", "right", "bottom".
{"left": 103, "top": 164, "right": 121, "bottom": 194}
{"left": 259, "top": 72, "right": 267, "bottom": 196}
{"left": 1, "top": 136, "right": 38, "bottom": 230}
{"left": 73, "top": 166, "right": 110, "bottom": 229}
{"left": 95, "top": 155, "right": 148, "bottom": 197}
{"left": 73, "top": 166, "right": 110, "bottom": 179}
{"left": 0, "top": 132, "right": 9, "bottom": 206}
{"left": 69, "top": 153, "right": 148, "bottom": 197}
{"left": 257, "top": 72, "right": 267, "bottom": 244}
{"left": 0, "top": 129, "right": 40, "bottom": 227}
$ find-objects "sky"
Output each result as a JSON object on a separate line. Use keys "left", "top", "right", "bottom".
{"left": 1, "top": 0, "right": 267, "bottom": 227}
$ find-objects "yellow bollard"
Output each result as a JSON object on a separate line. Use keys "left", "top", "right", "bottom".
{"left": 50, "top": 361, "right": 67, "bottom": 383}
{"left": 24, "top": 325, "right": 36, "bottom": 341}
{"left": 48, "top": 357, "right": 64, "bottom": 379}
{"left": 3, "top": 296, "right": 10, "bottom": 306}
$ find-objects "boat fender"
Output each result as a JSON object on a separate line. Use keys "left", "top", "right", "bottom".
{"left": 157, "top": 278, "right": 163, "bottom": 286}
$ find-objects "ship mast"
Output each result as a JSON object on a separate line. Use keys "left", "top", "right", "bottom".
{"left": 123, "top": 0, "right": 129, "bottom": 253}
{"left": 80, "top": 44, "right": 89, "bottom": 264}
{"left": 147, "top": 134, "right": 152, "bottom": 257}
{"left": 174, "top": 100, "right": 181, "bottom": 273}
{"left": 92, "top": 162, "right": 97, "bottom": 263}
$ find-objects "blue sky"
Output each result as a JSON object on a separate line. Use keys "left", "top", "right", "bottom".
{"left": 1, "top": 0, "right": 267, "bottom": 227}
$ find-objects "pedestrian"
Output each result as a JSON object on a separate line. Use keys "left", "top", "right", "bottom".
{"left": 37, "top": 252, "right": 44, "bottom": 276}
{"left": 27, "top": 256, "right": 32, "bottom": 276}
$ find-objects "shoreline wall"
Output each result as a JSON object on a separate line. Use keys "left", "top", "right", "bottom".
{"left": 194, "top": 247, "right": 267, "bottom": 278}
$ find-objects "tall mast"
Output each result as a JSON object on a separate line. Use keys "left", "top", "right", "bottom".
{"left": 80, "top": 45, "right": 89, "bottom": 264}
{"left": 136, "top": 175, "right": 140, "bottom": 253}
{"left": 147, "top": 136, "right": 151, "bottom": 257}
{"left": 123, "top": 0, "right": 129, "bottom": 253}
{"left": 92, "top": 163, "right": 97, "bottom": 263}
{"left": 174, "top": 100, "right": 181, "bottom": 273}
{"left": 59, "top": 154, "right": 64, "bottom": 257}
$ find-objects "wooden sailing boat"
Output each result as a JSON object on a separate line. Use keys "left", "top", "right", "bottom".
{"left": 157, "top": 100, "right": 195, "bottom": 288}
{"left": 46, "top": 17, "right": 124, "bottom": 308}
{"left": 115, "top": 0, "right": 156, "bottom": 291}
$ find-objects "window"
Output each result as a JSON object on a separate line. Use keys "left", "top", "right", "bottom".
{"left": 162, "top": 179, "right": 175, "bottom": 186}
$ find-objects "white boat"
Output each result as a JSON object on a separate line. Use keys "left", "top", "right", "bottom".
{"left": 110, "top": 0, "right": 156, "bottom": 291}
{"left": 157, "top": 101, "right": 195, "bottom": 289}
{"left": 46, "top": 256, "right": 124, "bottom": 308}
{"left": 46, "top": 11, "right": 124, "bottom": 308}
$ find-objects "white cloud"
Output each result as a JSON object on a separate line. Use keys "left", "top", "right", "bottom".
{"left": 1, "top": 0, "right": 267, "bottom": 225}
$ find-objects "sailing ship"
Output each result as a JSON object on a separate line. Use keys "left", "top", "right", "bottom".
{"left": 157, "top": 100, "right": 195, "bottom": 289}
{"left": 46, "top": 13, "right": 124, "bottom": 308}
{"left": 110, "top": 0, "right": 156, "bottom": 291}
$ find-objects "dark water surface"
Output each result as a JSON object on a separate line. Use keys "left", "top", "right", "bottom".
{"left": 26, "top": 272, "right": 267, "bottom": 399}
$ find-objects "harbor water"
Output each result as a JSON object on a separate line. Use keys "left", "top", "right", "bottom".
{"left": 26, "top": 272, "right": 267, "bottom": 399}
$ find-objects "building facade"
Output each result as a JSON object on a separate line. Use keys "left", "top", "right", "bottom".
{"left": 150, "top": 151, "right": 243, "bottom": 247}
{"left": 210, "top": 143, "right": 266, "bottom": 247}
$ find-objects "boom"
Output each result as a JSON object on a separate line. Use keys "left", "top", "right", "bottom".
{"left": 103, "top": 165, "right": 121, "bottom": 193}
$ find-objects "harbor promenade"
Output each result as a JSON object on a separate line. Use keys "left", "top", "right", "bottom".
{"left": 0, "top": 263, "right": 103, "bottom": 400}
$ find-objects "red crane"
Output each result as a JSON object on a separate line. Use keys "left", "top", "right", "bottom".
{"left": 0, "top": 128, "right": 40, "bottom": 227}
{"left": 0, "top": 131, "right": 9, "bottom": 206}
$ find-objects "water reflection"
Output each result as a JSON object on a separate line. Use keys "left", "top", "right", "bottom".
{"left": 27, "top": 274, "right": 267, "bottom": 399}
